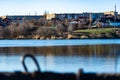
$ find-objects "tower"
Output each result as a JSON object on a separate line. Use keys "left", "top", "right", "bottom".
{"left": 115, "top": 4, "right": 116, "bottom": 17}
{"left": 114, "top": 4, "right": 116, "bottom": 28}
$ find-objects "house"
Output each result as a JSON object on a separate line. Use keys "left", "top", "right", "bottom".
{"left": 0, "top": 17, "right": 12, "bottom": 26}
{"left": 94, "top": 16, "right": 120, "bottom": 27}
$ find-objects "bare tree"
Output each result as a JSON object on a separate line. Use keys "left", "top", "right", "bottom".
{"left": 0, "top": 26, "right": 4, "bottom": 38}
{"left": 3, "top": 27, "right": 11, "bottom": 39}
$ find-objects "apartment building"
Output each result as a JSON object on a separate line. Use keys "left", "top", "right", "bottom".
{"left": 46, "top": 13, "right": 82, "bottom": 20}
{"left": 46, "top": 13, "right": 104, "bottom": 21}
{"left": 0, "top": 15, "right": 43, "bottom": 22}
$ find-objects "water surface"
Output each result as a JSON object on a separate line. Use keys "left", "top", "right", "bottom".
{"left": 0, "top": 39, "right": 120, "bottom": 47}
{"left": 0, "top": 39, "right": 120, "bottom": 73}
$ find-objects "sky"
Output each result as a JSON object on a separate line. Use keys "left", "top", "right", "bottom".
{"left": 0, "top": 0, "right": 120, "bottom": 16}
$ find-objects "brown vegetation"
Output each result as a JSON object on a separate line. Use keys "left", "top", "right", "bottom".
{"left": 0, "top": 18, "right": 77, "bottom": 39}
{"left": 0, "top": 18, "right": 120, "bottom": 39}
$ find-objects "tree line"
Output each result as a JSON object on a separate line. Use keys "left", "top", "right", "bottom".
{"left": 0, "top": 18, "right": 89, "bottom": 39}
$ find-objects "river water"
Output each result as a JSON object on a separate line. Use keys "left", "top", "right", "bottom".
{"left": 0, "top": 39, "right": 120, "bottom": 73}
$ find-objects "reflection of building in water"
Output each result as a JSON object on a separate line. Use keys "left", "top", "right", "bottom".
{"left": 45, "top": 54, "right": 55, "bottom": 70}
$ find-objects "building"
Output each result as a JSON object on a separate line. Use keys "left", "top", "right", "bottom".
{"left": 94, "top": 16, "right": 120, "bottom": 27}
{"left": 0, "top": 15, "right": 43, "bottom": 26}
{"left": 1, "top": 15, "right": 43, "bottom": 20}
{"left": 46, "top": 13, "right": 82, "bottom": 20}
{"left": 46, "top": 13, "right": 104, "bottom": 21}
{"left": 82, "top": 12, "right": 104, "bottom": 21}
{"left": 46, "top": 13, "right": 56, "bottom": 20}
{"left": 118, "top": 14, "right": 120, "bottom": 19}
{"left": 109, "top": 22, "right": 120, "bottom": 27}
{"left": 0, "top": 17, "right": 3, "bottom": 26}
{"left": 0, "top": 15, "right": 43, "bottom": 22}
{"left": 104, "top": 11, "right": 118, "bottom": 16}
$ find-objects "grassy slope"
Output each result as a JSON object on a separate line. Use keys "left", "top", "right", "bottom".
{"left": 73, "top": 28, "right": 115, "bottom": 34}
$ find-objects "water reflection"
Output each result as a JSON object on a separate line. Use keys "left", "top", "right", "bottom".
{"left": 0, "top": 44, "right": 120, "bottom": 56}
{"left": 0, "top": 44, "right": 120, "bottom": 73}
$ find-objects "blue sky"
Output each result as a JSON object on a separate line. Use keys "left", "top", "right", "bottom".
{"left": 0, "top": 0, "right": 119, "bottom": 16}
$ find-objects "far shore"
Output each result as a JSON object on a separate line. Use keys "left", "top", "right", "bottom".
{"left": 0, "top": 28, "right": 120, "bottom": 40}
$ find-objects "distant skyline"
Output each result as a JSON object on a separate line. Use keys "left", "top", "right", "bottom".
{"left": 0, "top": 0, "right": 120, "bottom": 16}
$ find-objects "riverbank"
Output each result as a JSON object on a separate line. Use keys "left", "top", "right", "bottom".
{"left": 0, "top": 28, "right": 120, "bottom": 40}
{"left": 69, "top": 28, "right": 120, "bottom": 39}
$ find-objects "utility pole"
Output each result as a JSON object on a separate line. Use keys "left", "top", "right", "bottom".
{"left": 35, "top": 12, "right": 37, "bottom": 16}
{"left": 89, "top": 13, "right": 92, "bottom": 29}
{"left": 44, "top": 10, "right": 48, "bottom": 20}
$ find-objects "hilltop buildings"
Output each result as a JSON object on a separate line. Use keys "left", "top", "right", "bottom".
{"left": 45, "top": 11, "right": 120, "bottom": 27}
{"left": 0, "top": 15, "right": 43, "bottom": 23}
{"left": 0, "top": 15, "right": 43, "bottom": 26}
{"left": 46, "top": 13, "right": 82, "bottom": 20}
{"left": 45, "top": 12, "right": 104, "bottom": 21}
{"left": 0, "top": 10, "right": 120, "bottom": 27}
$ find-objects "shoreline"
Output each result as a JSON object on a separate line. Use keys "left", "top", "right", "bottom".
{"left": 0, "top": 37, "right": 120, "bottom": 40}
{"left": 0, "top": 28, "right": 120, "bottom": 40}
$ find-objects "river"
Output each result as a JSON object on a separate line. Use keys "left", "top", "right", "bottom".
{"left": 0, "top": 39, "right": 120, "bottom": 73}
